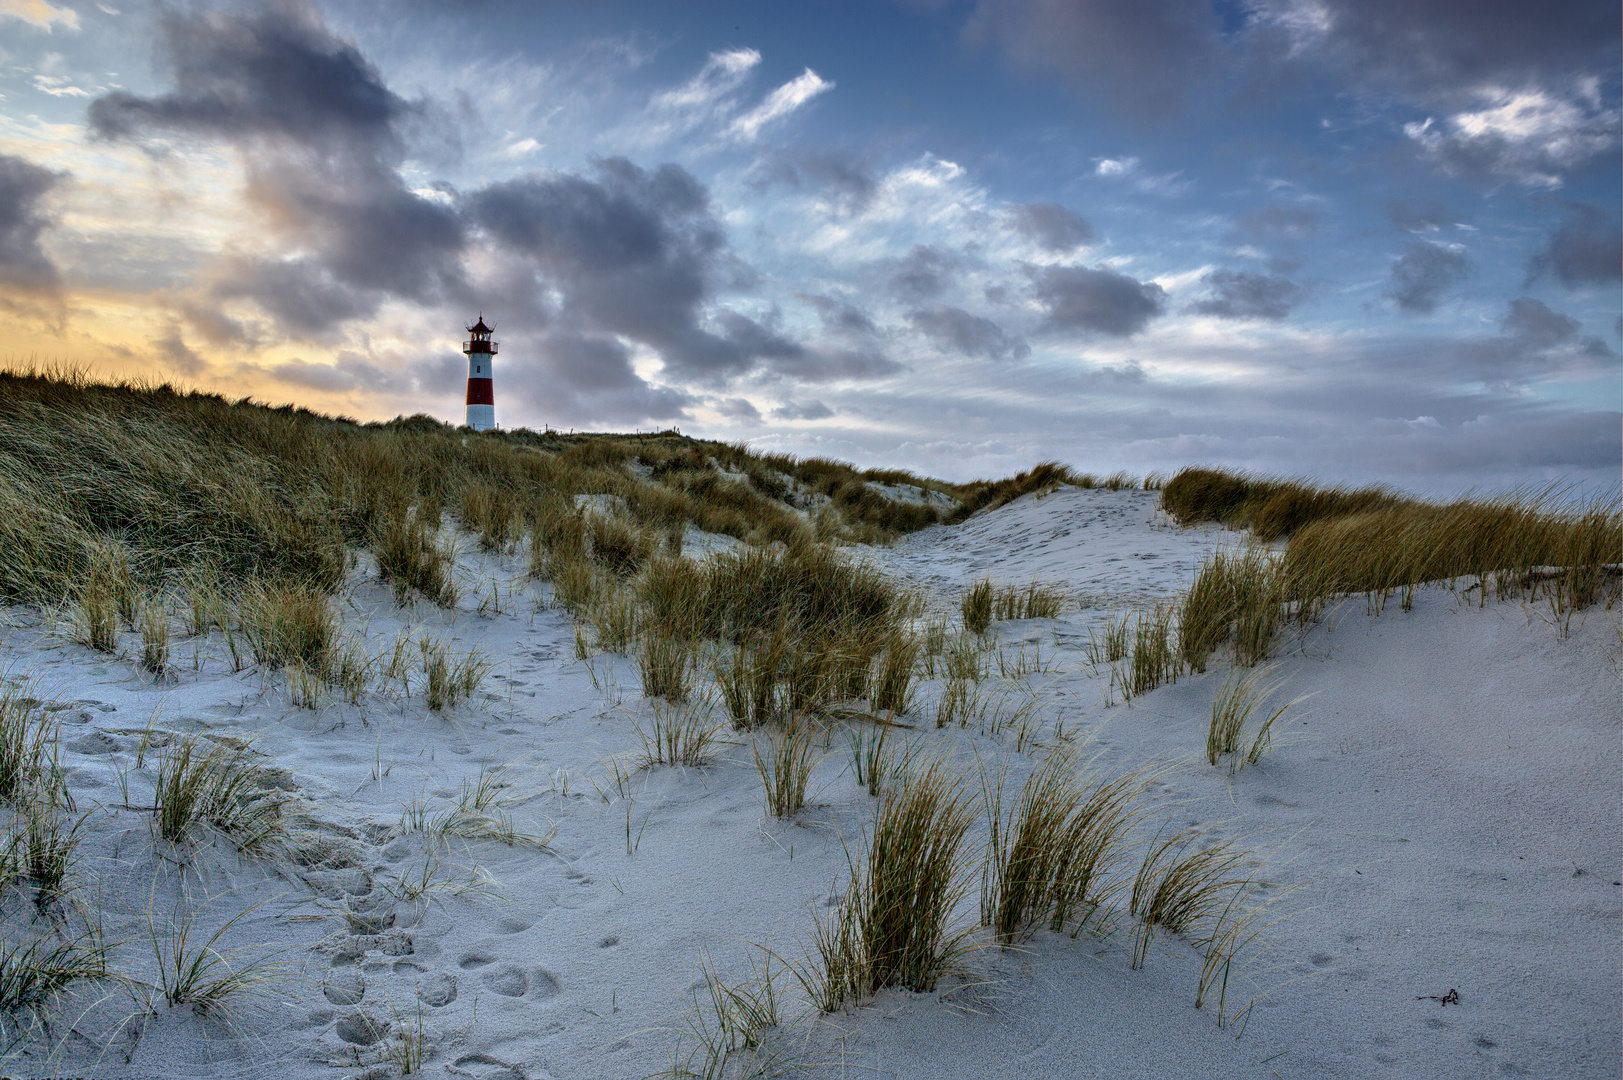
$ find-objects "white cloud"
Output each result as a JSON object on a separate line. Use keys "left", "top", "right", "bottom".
{"left": 499, "top": 137, "right": 541, "bottom": 159}
{"left": 1, "top": 0, "right": 79, "bottom": 31}
{"left": 727, "top": 68, "right": 833, "bottom": 141}
{"left": 1095, "top": 157, "right": 1137, "bottom": 177}
{"left": 31, "top": 74, "right": 91, "bottom": 97}
{"left": 613, "top": 48, "right": 763, "bottom": 149}
{"left": 1405, "top": 86, "right": 1619, "bottom": 187}
{"left": 652, "top": 48, "right": 759, "bottom": 113}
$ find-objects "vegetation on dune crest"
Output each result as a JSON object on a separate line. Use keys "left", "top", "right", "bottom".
{"left": 1155, "top": 466, "right": 1620, "bottom": 671}
{"left": 0, "top": 367, "right": 1049, "bottom": 608}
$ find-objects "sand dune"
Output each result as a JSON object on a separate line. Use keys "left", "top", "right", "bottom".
{"left": 0, "top": 486, "right": 1616, "bottom": 1079}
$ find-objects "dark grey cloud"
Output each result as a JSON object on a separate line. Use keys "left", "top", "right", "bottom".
{"left": 717, "top": 397, "right": 764, "bottom": 425}
{"left": 1188, "top": 269, "right": 1304, "bottom": 321}
{"left": 1443, "top": 298, "right": 1618, "bottom": 386}
{"left": 954, "top": 1, "right": 1616, "bottom": 134}
{"left": 754, "top": 149, "right": 876, "bottom": 213}
{"left": 212, "top": 256, "right": 377, "bottom": 336}
{"left": 88, "top": 2, "right": 463, "bottom": 333}
{"left": 908, "top": 305, "right": 1029, "bottom": 360}
{"left": 512, "top": 331, "right": 694, "bottom": 425}
{"left": 1027, "top": 264, "right": 1168, "bottom": 336}
{"left": 1501, "top": 297, "right": 1579, "bottom": 349}
{"left": 797, "top": 292, "right": 878, "bottom": 336}
{"left": 888, "top": 245, "right": 961, "bottom": 301}
{"left": 1008, "top": 202, "right": 1094, "bottom": 252}
{"left": 152, "top": 326, "right": 205, "bottom": 376}
{"left": 964, "top": 0, "right": 1224, "bottom": 121}
{"left": 472, "top": 158, "right": 811, "bottom": 382}
{"left": 772, "top": 400, "right": 835, "bottom": 421}
{"left": 1386, "top": 198, "right": 1459, "bottom": 233}
{"left": 778, "top": 348, "right": 903, "bottom": 382}
{"left": 1385, "top": 241, "right": 1470, "bottom": 314}
{"left": 0, "top": 153, "right": 62, "bottom": 291}
{"left": 1405, "top": 105, "right": 1617, "bottom": 187}
{"left": 1296, "top": 0, "right": 1619, "bottom": 104}
{"left": 1527, "top": 203, "right": 1622, "bottom": 288}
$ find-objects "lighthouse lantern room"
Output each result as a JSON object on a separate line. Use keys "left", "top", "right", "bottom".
{"left": 463, "top": 316, "right": 497, "bottom": 431}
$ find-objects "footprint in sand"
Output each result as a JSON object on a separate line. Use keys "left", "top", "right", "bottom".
{"left": 334, "top": 1011, "right": 387, "bottom": 1046}
{"left": 452, "top": 1053, "right": 525, "bottom": 1080}
{"left": 321, "top": 970, "right": 364, "bottom": 1006}
{"left": 418, "top": 972, "right": 457, "bottom": 1007}
{"left": 480, "top": 964, "right": 562, "bottom": 1000}
{"left": 459, "top": 952, "right": 495, "bottom": 969}
{"left": 482, "top": 964, "right": 529, "bottom": 996}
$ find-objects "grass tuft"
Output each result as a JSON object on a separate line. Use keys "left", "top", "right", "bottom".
{"left": 639, "top": 630, "right": 693, "bottom": 702}
{"left": 981, "top": 748, "right": 1151, "bottom": 942}
{"left": 420, "top": 638, "right": 490, "bottom": 711}
{"left": 961, "top": 579, "right": 994, "bottom": 636}
{"left": 1129, "top": 829, "right": 1253, "bottom": 969}
{"left": 373, "top": 509, "right": 459, "bottom": 608}
{"left": 637, "top": 696, "right": 722, "bottom": 768}
{"left": 802, "top": 757, "right": 975, "bottom": 1010}
{"left": 139, "top": 600, "right": 170, "bottom": 675}
{"left": 239, "top": 581, "right": 335, "bottom": 671}
{"left": 754, "top": 720, "right": 818, "bottom": 819}
{"left": 151, "top": 736, "right": 286, "bottom": 854}
{"left": 148, "top": 894, "right": 289, "bottom": 1014}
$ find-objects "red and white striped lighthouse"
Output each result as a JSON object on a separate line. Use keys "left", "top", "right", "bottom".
{"left": 463, "top": 316, "right": 497, "bottom": 431}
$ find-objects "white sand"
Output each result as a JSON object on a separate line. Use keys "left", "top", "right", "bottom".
{"left": 0, "top": 486, "right": 1616, "bottom": 1079}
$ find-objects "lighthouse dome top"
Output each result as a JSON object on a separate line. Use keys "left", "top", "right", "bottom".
{"left": 467, "top": 317, "right": 493, "bottom": 335}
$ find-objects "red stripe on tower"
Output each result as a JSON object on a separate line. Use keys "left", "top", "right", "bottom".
{"left": 462, "top": 315, "right": 498, "bottom": 431}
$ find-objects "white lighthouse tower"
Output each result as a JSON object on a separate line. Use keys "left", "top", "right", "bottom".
{"left": 463, "top": 316, "right": 496, "bottom": 431}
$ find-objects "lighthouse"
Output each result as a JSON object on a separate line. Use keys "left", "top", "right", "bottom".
{"left": 463, "top": 316, "right": 497, "bottom": 431}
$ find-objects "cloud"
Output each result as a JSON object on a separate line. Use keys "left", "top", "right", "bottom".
{"left": 1, "top": 0, "right": 78, "bottom": 32}
{"left": 1386, "top": 198, "right": 1459, "bottom": 233}
{"left": 1501, "top": 296, "right": 1579, "bottom": 348}
{"left": 797, "top": 293, "right": 878, "bottom": 335}
{"left": 1404, "top": 87, "right": 1618, "bottom": 187}
{"left": 472, "top": 159, "right": 834, "bottom": 384}
{"left": 0, "top": 153, "right": 63, "bottom": 292}
{"left": 1007, "top": 202, "right": 1094, "bottom": 252}
{"left": 950, "top": 0, "right": 1617, "bottom": 135}
{"left": 652, "top": 48, "right": 760, "bottom": 113}
{"left": 1188, "top": 269, "right": 1304, "bottom": 321}
{"left": 1445, "top": 297, "right": 1617, "bottom": 386}
{"left": 753, "top": 148, "right": 876, "bottom": 213}
{"left": 727, "top": 68, "right": 833, "bottom": 141}
{"left": 717, "top": 396, "right": 764, "bottom": 424}
{"left": 771, "top": 399, "right": 834, "bottom": 421}
{"left": 1235, "top": 204, "right": 1320, "bottom": 241}
{"left": 1027, "top": 264, "right": 1168, "bottom": 336}
{"left": 1269, "top": 0, "right": 1620, "bottom": 106}
{"left": 632, "top": 48, "right": 761, "bottom": 145}
{"left": 909, "top": 305, "right": 1028, "bottom": 360}
{"left": 514, "top": 331, "right": 695, "bottom": 425}
{"left": 87, "top": 3, "right": 464, "bottom": 335}
{"left": 1384, "top": 240, "right": 1470, "bottom": 313}
{"left": 964, "top": 0, "right": 1224, "bottom": 121}
{"left": 888, "top": 245, "right": 961, "bottom": 301}
{"left": 211, "top": 256, "right": 377, "bottom": 336}
{"left": 269, "top": 352, "right": 406, "bottom": 394}
{"left": 152, "top": 326, "right": 204, "bottom": 376}
{"left": 1527, "top": 202, "right": 1622, "bottom": 287}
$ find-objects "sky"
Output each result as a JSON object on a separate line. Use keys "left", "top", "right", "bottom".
{"left": 0, "top": 0, "right": 1618, "bottom": 492}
